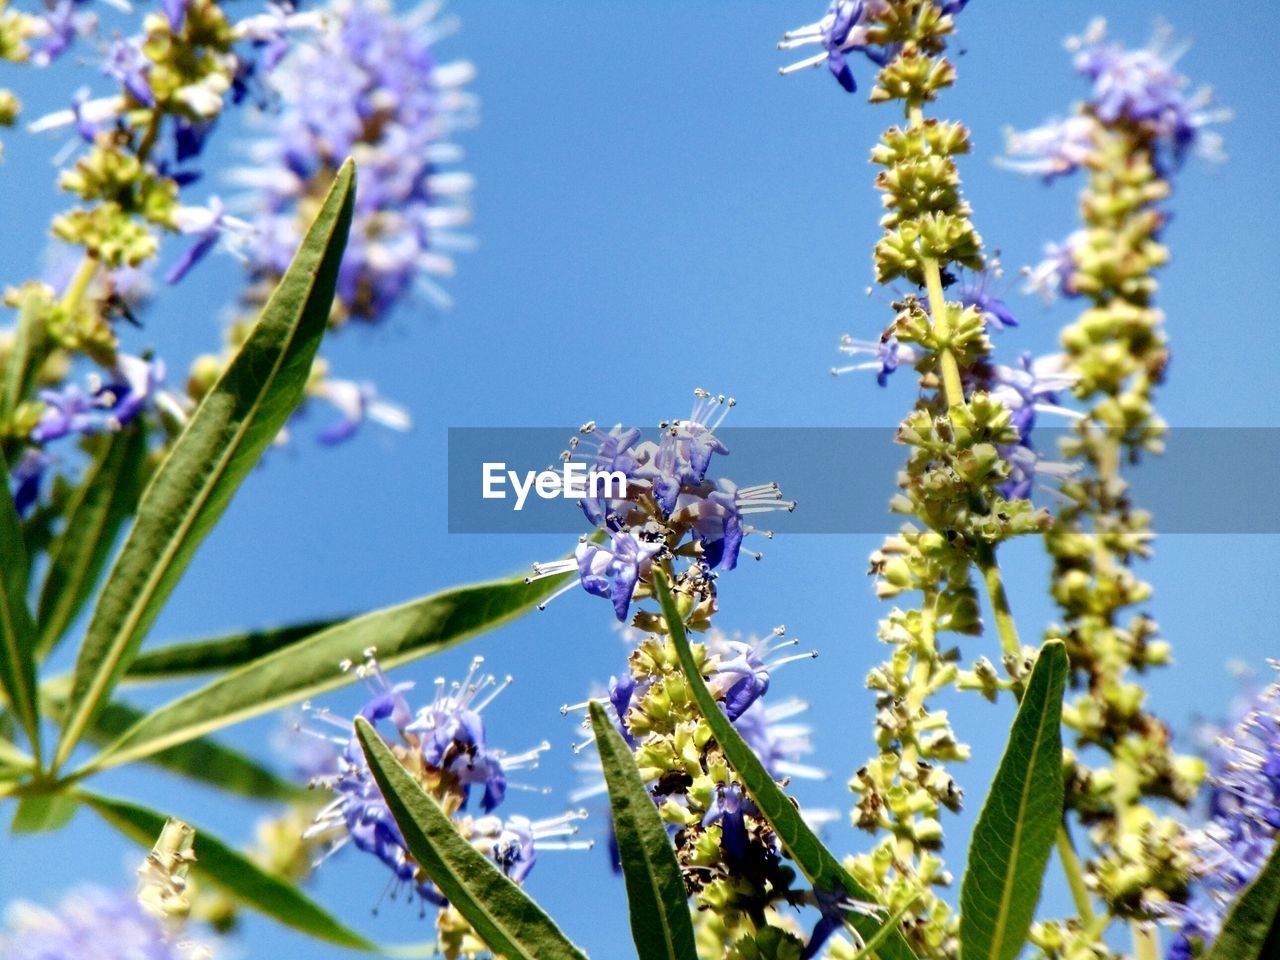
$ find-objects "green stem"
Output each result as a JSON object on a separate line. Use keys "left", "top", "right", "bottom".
{"left": 58, "top": 256, "right": 98, "bottom": 314}
{"left": 976, "top": 545, "right": 1020, "bottom": 658}
{"left": 1132, "top": 920, "right": 1160, "bottom": 960}
{"left": 1056, "top": 824, "right": 1097, "bottom": 926}
{"left": 922, "top": 256, "right": 966, "bottom": 410}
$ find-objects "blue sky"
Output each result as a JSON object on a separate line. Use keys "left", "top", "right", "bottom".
{"left": 1, "top": 1, "right": 1276, "bottom": 957}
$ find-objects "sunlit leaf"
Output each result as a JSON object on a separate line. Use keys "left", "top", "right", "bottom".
{"left": 959, "top": 641, "right": 1067, "bottom": 960}
{"left": 0, "top": 454, "right": 41, "bottom": 756}
{"left": 85, "top": 569, "right": 576, "bottom": 774}
{"left": 55, "top": 160, "right": 356, "bottom": 768}
{"left": 36, "top": 426, "right": 148, "bottom": 657}
{"left": 356, "top": 717, "right": 588, "bottom": 960}
{"left": 123, "top": 617, "right": 343, "bottom": 681}
{"left": 589, "top": 700, "right": 698, "bottom": 960}
{"left": 82, "top": 790, "right": 376, "bottom": 951}
{"left": 653, "top": 571, "right": 916, "bottom": 960}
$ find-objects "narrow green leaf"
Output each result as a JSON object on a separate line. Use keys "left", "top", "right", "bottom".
{"left": 1204, "top": 839, "right": 1280, "bottom": 960}
{"left": 0, "top": 454, "right": 41, "bottom": 757}
{"left": 653, "top": 571, "right": 916, "bottom": 960}
{"left": 959, "top": 641, "right": 1067, "bottom": 960}
{"left": 84, "top": 569, "right": 576, "bottom": 774}
{"left": 81, "top": 790, "right": 376, "bottom": 951}
{"left": 11, "top": 793, "right": 79, "bottom": 833}
{"left": 2, "top": 291, "right": 46, "bottom": 421}
{"left": 37, "top": 425, "right": 148, "bottom": 657}
{"left": 45, "top": 691, "right": 300, "bottom": 801}
{"left": 55, "top": 160, "right": 356, "bottom": 768}
{"left": 846, "top": 898, "right": 920, "bottom": 960}
{"left": 589, "top": 700, "right": 698, "bottom": 960}
{"left": 356, "top": 717, "right": 588, "bottom": 960}
{"left": 124, "top": 617, "right": 343, "bottom": 681}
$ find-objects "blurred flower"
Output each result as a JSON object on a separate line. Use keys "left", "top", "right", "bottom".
{"left": 1023, "top": 231, "right": 1086, "bottom": 302}
{"left": 236, "top": 0, "right": 476, "bottom": 323}
{"left": 165, "top": 199, "right": 253, "bottom": 284}
{"left": 1070, "top": 18, "right": 1228, "bottom": 166}
{"left": 1166, "top": 667, "right": 1280, "bottom": 959}
{"left": 999, "top": 114, "right": 1097, "bottom": 181}
{"left": 310, "top": 377, "right": 411, "bottom": 445}
{"left": 0, "top": 886, "right": 211, "bottom": 960}
{"left": 832, "top": 335, "right": 920, "bottom": 384}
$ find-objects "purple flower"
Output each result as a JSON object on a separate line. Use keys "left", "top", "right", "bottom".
{"left": 311, "top": 378, "right": 411, "bottom": 445}
{"left": 166, "top": 198, "right": 252, "bottom": 284}
{"left": 306, "top": 655, "right": 553, "bottom": 902}
{"left": 1071, "top": 19, "right": 1228, "bottom": 168}
{"left": 1000, "top": 115, "right": 1097, "bottom": 181}
{"left": 9, "top": 448, "right": 49, "bottom": 518}
{"left": 779, "top": 1, "right": 902, "bottom": 93}
{"left": 1024, "top": 231, "right": 1087, "bottom": 303}
{"left": 706, "top": 627, "right": 817, "bottom": 722}
{"left": 237, "top": 0, "right": 475, "bottom": 323}
{"left": 0, "top": 886, "right": 209, "bottom": 959}
{"left": 163, "top": 0, "right": 189, "bottom": 34}
{"left": 833, "top": 335, "right": 920, "bottom": 384}
{"left": 104, "top": 40, "right": 154, "bottom": 107}
{"left": 1167, "top": 669, "right": 1280, "bottom": 956}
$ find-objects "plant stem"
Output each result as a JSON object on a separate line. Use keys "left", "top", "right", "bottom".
{"left": 976, "top": 545, "right": 1020, "bottom": 658}
{"left": 1056, "top": 823, "right": 1097, "bottom": 926}
{"left": 59, "top": 255, "right": 98, "bottom": 314}
{"left": 922, "top": 257, "right": 967, "bottom": 409}
{"left": 1132, "top": 920, "right": 1160, "bottom": 960}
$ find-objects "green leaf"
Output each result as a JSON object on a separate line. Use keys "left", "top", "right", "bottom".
{"left": 11, "top": 793, "right": 79, "bottom": 833}
{"left": 85, "top": 568, "right": 578, "bottom": 774}
{"left": 37, "top": 425, "right": 149, "bottom": 658}
{"left": 45, "top": 690, "right": 300, "bottom": 802}
{"left": 0, "top": 453, "right": 41, "bottom": 757}
{"left": 958, "top": 641, "right": 1067, "bottom": 960}
{"left": 589, "top": 700, "right": 698, "bottom": 960}
{"left": 1204, "top": 839, "right": 1280, "bottom": 960}
{"left": 653, "top": 571, "right": 916, "bottom": 960}
{"left": 81, "top": 790, "right": 375, "bottom": 951}
{"left": 123, "top": 617, "right": 343, "bottom": 681}
{"left": 2, "top": 290, "right": 46, "bottom": 422}
{"left": 55, "top": 160, "right": 356, "bottom": 769}
{"left": 355, "top": 717, "right": 588, "bottom": 960}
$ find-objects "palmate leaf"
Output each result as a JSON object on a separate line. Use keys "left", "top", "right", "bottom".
{"left": 355, "top": 717, "right": 589, "bottom": 960}
{"left": 0, "top": 453, "right": 41, "bottom": 757}
{"left": 36, "top": 425, "right": 149, "bottom": 658}
{"left": 1204, "top": 839, "right": 1280, "bottom": 960}
{"left": 81, "top": 790, "right": 377, "bottom": 951}
{"left": 588, "top": 700, "right": 698, "bottom": 960}
{"left": 83, "top": 568, "right": 579, "bottom": 774}
{"left": 123, "top": 617, "right": 344, "bottom": 681}
{"left": 958, "top": 641, "right": 1067, "bottom": 960}
{"left": 653, "top": 572, "right": 916, "bottom": 960}
{"left": 53, "top": 159, "right": 357, "bottom": 770}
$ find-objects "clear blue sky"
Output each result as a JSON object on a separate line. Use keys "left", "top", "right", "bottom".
{"left": 1, "top": 1, "right": 1276, "bottom": 956}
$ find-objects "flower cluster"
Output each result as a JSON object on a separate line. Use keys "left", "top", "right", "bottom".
{"left": 1164, "top": 671, "right": 1280, "bottom": 959}
{"left": 571, "top": 625, "right": 827, "bottom": 958}
{"left": 235, "top": 0, "right": 475, "bottom": 325}
{"left": 778, "top": 0, "right": 970, "bottom": 94}
{"left": 0, "top": 887, "right": 211, "bottom": 960}
{"left": 529, "top": 390, "right": 794, "bottom": 624}
{"left": 1003, "top": 19, "right": 1227, "bottom": 184}
{"left": 302, "top": 652, "right": 587, "bottom": 956}
{"left": 783, "top": 2, "right": 1069, "bottom": 956}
